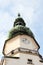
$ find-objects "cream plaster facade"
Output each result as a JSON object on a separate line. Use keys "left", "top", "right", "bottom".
{"left": 3, "top": 53, "right": 43, "bottom": 65}
{"left": 4, "top": 35, "right": 38, "bottom": 55}
{"left": 3, "top": 35, "right": 43, "bottom": 65}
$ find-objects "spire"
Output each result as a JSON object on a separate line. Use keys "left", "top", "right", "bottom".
{"left": 13, "top": 14, "right": 26, "bottom": 27}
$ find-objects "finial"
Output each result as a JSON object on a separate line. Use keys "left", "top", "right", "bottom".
{"left": 18, "top": 13, "right": 20, "bottom": 17}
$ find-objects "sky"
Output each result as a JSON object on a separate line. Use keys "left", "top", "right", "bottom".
{"left": 0, "top": 0, "right": 43, "bottom": 60}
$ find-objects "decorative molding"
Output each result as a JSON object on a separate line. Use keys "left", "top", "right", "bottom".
{"left": 5, "top": 47, "right": 38, "bottom": 56}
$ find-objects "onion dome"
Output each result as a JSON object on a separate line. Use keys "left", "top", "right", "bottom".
{"left": 8, "top": 14, "right": 34, "bottom": 39}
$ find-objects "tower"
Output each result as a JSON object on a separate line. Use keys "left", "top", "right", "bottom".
{"left": 2, "top": 14, "right": 43, "bottom": 65}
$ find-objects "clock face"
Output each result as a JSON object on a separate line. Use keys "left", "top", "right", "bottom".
{"left": 21, "top": 38, "right": 30, "bottom": 44}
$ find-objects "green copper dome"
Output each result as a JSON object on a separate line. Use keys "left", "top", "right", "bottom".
{"left": 8, "top": 14, "right": 34, "bottom": 39}
{"left": 13, "top": 14, "right": 26, "bottom": 27}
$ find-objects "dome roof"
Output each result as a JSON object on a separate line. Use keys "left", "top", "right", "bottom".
{"left": 8, "top": 14, "right": 34, "bottom": 39}
{"left": 13, "top": 14, "right": 26, "bottom": 27}
{"left": 13, "top": 17, "right": 26, "bottom": 27}
{"left": 8, "top": 25, "right": 34, "bottom": 39}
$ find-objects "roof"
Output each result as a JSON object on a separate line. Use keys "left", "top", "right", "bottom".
{"left": 14, "top": 18, "right": 26, "bottom": 26}
{"left": 8, "top": 25, "right": 34, "bottom": 39}
{"left": 8, "top": 14, "right": 34, "bottom": 39}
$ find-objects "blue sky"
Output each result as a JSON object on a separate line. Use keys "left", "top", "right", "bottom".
{"left": 0, "top": 0, "right": 43, "bottom": 60}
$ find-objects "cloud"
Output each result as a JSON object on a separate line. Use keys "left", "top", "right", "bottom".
{"left": 0, "top": 33, "right": 7, "bottom": 60}
{"left": 0, "top": 0, "right": 10, "bottom": 9}
{"left": 0, "top": 11, "right": 14, "bottom": 31}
